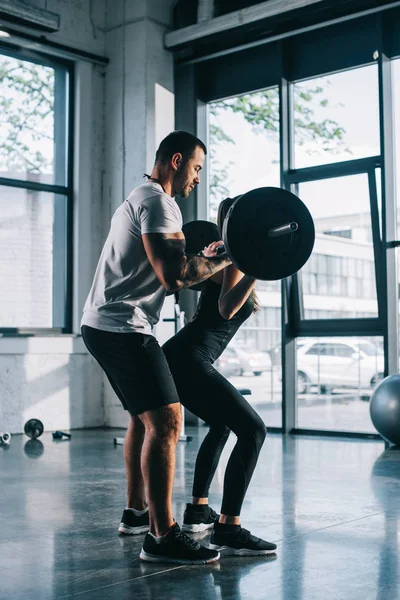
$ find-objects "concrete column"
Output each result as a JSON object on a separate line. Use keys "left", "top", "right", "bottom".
{"left": 104, "top": 0, "right": 175, "bottom": 213}
{"left": 103, "top": 0, "right": 176, "bottom": 427}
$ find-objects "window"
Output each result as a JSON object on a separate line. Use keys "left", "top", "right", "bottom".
{"left": 0, "top": 50, "right": 72, "bottom": 331}
{"left": 209, "top": 87, "right": 282, "bottom": 427}
{"left": 293, "top": 65, "right": 380, "bottom": 169}
{"left": 208, "top": 87, "right": 280, "bottom": 221}
{"left": 297, "top": 336, "right": 383, "bottom": 433}
{"left": 298, "top": 173, "right": 379, "bottom": 318}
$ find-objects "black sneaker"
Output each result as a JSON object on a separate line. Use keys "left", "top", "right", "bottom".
{"left": 182, "top": 503, "right": 219, "bottom": 533}
{"left": 209, "top": 525, "right": 277, "bottom": 556}
{"left": 140, "top": 523, "right": 220, "bottom": 564}
{"left": 118, "top": 509, "right": 150, "bottom": 535}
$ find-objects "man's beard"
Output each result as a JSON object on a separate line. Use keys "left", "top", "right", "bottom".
{"left": 173, "top": 165, "right": 189, "bottom": 198}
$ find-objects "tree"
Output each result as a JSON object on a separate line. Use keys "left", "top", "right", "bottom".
{"left": 209, "top": 83, "right": 348, "bottom": 218}
{"left": 1, "top": 55, "right": 347, "bottom": 204}
{"left": 0, "top": 56, "right": 54, "bottom": 176}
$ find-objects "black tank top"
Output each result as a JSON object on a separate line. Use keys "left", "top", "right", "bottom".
{"left": 167, "top": 279, "right": 254, "bottom": 363}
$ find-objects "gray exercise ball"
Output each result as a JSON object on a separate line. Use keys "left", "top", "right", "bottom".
{"left": 370, "top": 374, "right": 400, "bottom": 446}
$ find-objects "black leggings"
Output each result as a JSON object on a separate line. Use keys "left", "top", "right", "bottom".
{"left": 162, "top": 347, "right": 267, "bottom": 516}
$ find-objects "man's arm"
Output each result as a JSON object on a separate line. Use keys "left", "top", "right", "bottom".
{"left": 142, "top": 232, "right": 231, "bottom": 292}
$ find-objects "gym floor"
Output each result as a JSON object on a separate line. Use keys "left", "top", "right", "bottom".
{"left": 1, "top": 427, "right": 399, "bottom": 600}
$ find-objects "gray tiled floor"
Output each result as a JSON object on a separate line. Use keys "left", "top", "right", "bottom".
{"left": 0, "top": 427, "right": 399, "bottom": 600}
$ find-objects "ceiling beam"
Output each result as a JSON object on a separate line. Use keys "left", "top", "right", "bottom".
{"left": 166, "top": 0, "right": 327, "bottom": 49}
{"left": 0, "top": 0, "right": 60, "bottom": 33}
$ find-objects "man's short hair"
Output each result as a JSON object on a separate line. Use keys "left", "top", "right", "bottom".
{"left": 155, "top": 131, "right": 207, "bottom": 165}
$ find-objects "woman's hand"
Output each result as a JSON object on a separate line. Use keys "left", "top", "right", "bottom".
{"left": 202, "top": 240, "right": 225, "bottom": 257}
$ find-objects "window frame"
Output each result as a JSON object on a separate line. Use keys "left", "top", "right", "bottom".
{"left": 0, "top": 46, "right": 74, "bottom": 335}
{"left": 176, "top": 8, "right": 400, "bottom": 438}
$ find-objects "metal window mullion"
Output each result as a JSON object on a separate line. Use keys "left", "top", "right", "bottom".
{"left": 0, "top": 28, "right": 108, "bottom": 66}
{"left": 286, "top": 155, "right": 381, "bottom": 185}
{"left": 52, "top": 66, "right": 68, "bottom": 329}
{"left": 65, "top": 66, "right": 74, "bottom": 333}
{"left": 0, "top": 327, "right": 64, "bottom": 335}
{"left": 280, "top": 54, "right": 297, "bottom": 433}
{"left": 0, "top": 176, "right": 67, "bottom": 195}
{"left": 368, "top": 168, "right": 386, "bottom": 326}
{"left": 296, "top": 317, "right": 383, "bottom": 337}
{"left": 378, "top": 34, "right": 398, "bottom": 376}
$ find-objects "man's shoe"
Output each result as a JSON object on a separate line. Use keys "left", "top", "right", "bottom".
{"left": 140, "top": 523, "right": 220, "bottom": 564}
{"left": 182, "top": 503, "right": 219, "bottom": 533}
{"left": 209, "top": 524, "right": 277, "bottom": 556}
{"left": 118, "top": 509, "right": 150, "bottom": 535}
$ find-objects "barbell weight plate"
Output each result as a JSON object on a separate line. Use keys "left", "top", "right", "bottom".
{"left": 24, "top": 418, "right": 44, "bottom": 439}
{"left": 182, "top": 220, "right": 221, "bottom": 291}
{"left": 182, "top": 220, "right": 220, "bottom": 254}
{"left": 222, "top": 187, "right": 315, "bottom": 281}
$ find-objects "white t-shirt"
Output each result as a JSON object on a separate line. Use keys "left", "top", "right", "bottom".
{"left": 81, "top": 182, "right": 183, "bottom": 334}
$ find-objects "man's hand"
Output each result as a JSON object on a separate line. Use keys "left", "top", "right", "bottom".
{"left": 202, "top": 241, "right": 225, "bottom": 257}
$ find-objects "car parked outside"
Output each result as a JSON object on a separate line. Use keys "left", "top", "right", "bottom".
{"left": 296, "top": 338, "right": 384, "bottom": 394}
{"left": 233, "top": 346, "right": 272, "bottom": 376}
{"left": 215, "top": 344, "right": 272, "bottom": 377}
{"left": 214, "top": 346, "right": 242, "bottom": 378}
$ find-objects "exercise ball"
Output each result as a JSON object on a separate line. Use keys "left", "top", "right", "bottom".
{"left": 370, "top": 374, "right": 400, "bottom": 446}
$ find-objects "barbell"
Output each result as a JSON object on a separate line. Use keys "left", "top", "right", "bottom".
{"left": 182, "top": 186, "right": 315, "bottom": 282}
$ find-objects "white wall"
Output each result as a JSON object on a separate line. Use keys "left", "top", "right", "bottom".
{"left": 1, "top": 0, "right": 107, "bottom": 434}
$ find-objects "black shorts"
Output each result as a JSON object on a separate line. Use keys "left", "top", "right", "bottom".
{"left": 81, "top": 325, "right": 180, "bottom": 416}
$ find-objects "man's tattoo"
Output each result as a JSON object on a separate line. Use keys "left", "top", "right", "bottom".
{"left": 160, "top": 237, "right": 228, "bottom": 289}
{"left": 182, "top": 255, "right": 222, "bottom": 288}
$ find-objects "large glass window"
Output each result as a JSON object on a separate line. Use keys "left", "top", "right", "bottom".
{"left": 290, "top": 64, "right": 383, "bottom": 434}
{"left": 293, "top": 65, "right": 380, "bottom": 169}
{"left": 0, "top": 50, "right": 71, "bottom": 331}
{"left": 299, "top": 174, "right": 379, "bottom": 319}
{"left": 204, "top": 53, "right": 388, "bottom": 435}
{"left": 296, "top": 336, "right": 383, "bottom": 433}
{"left": 209, "top": 88, "right": 282, "bottom": 427}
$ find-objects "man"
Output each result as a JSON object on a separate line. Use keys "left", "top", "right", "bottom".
{"left": 81, "top": 131, "right": 231, "bottom": 564}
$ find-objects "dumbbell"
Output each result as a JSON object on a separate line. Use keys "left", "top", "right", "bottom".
{"left": 24, "top": 419, "right": 44, "bottom": 439}
{"left": 0, "top": 432, "right": 11, "bottom": 445}
{"left": 52, "top": 430, "right": 72, "bottom": 440}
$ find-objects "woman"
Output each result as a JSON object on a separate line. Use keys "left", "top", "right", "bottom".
{"left": 162, "top": 199, "right": 277, "bottom": 556}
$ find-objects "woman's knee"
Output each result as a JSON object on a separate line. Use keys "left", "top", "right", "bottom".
{"left": 255, "top": 420, "right": 267, "bottom": 447}
{"left": 237, "top": 416, "right": 267, "bottom": 451}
